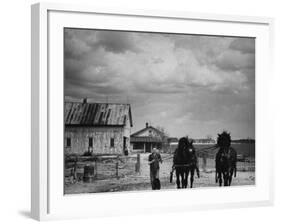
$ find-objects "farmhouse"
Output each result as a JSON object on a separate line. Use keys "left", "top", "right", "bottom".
{"left": 64, "top": 99, "right": 133, "bottom": 155}
{"left": 130, "top": 123, "right": 166, "bottom": 153}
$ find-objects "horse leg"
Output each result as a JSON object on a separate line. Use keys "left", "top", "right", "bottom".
{"left": 229, "top": 169, "right": 233, "bottom": 186}
{"left": 180, "top": 169, "right": 185, "bottom": 189}
{"left": 227, "top": 171, "right": 231, "bottom": 186}
{"left": 215, "top": 170, "right": 218, "bottom": 183}
{"left": 186, "top": 169, "right": 189, "bottom": 187}
{"left": 196, "top": 166, "right": 200, "bottom": 178}
{"left": 176, "top": 169, "right": 180, "bottom": 189}
{"left": 218, "top": 172, "right": 222, "bottom": 186}
{"left": 223, "top": 172, "right": 228, "bottom": 186}
{"left": 190, "top": 169, "right": 194, "bottom": 188}
{"left": 182, "top": 168, "right": 186, "bottom": 188}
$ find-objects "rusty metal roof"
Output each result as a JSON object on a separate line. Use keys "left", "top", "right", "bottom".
{"left": 65, "top": 102, "right": 133, "bottom": 127}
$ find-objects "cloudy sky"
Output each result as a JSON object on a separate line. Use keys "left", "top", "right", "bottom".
{"left": 64, "top": 28, "right": 255, "bottom": 139}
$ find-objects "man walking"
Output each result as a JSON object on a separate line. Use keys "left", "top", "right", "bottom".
{"left": 148, "top": 148, "right": 162, "bottom": 190}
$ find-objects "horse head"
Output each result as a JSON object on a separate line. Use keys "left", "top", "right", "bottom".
{"left": 174, "top": 137, "right": 188, "bottom": 164}
{"left": 185, "top": 137, "right": 197, "bottom": 164}
{"left": 178, "top": 137, "right": 188, "bottom": 152}
{"left": 186, "top": 138, "right": 194, "bottom": 152}
{"left": 217, "top": 131, "right": 231, "bottom": 150}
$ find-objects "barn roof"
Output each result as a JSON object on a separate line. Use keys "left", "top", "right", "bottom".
{"left": 65, "top": 102, "right": 133, "bottom": 127}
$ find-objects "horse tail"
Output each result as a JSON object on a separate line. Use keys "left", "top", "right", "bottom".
{"left": 196, "top": 166, "right": 200, "bottom": 178}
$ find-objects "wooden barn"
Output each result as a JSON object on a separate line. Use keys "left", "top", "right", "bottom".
{"left": 130, "top": 123, "right": 166, "bottom": 153}
{"left": 64, "top": 99, "right": 133, "bottom": 155}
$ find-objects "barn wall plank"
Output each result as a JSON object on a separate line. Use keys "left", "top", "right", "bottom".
{"left": 65, "top": 126, "right": 125, "bottom": 155}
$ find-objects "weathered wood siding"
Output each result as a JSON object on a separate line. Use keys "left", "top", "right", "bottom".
{"left": 65, "top": 127, "right": 125, "bottom": 154}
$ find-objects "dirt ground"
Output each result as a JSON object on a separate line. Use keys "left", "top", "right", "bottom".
{"left": 65, "top": 153, "right": 255, "bottom": 194}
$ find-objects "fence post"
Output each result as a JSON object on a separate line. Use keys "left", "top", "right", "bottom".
{"left": 116, "top": 156, "right": 119, "bottom": 179}
{"left": 202, "top": 154, "right": 207, "bottom": 172}
{"left": 94, "top": 159, "right": 97, "bottom": 178}
{"left": 135, "top": 153, "right": 140, "bottom": 173}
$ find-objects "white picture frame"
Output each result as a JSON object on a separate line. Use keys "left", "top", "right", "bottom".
{"left": 31, "top": 2, "right": 274, "bottom": 221}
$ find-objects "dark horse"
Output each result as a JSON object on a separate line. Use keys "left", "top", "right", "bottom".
{"left": 173, "top": 137, "right": 199, "bottom": 188}
{"left": 215, "top": 131, "right": 237, "bottom": 186}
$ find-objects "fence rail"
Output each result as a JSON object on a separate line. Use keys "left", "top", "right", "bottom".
{"left": 65, "top": 154, "right": 141, "bottom": 185}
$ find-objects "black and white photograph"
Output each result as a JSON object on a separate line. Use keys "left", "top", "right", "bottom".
{"left": 64, "top": 28, "right": 255, "bottom": 194}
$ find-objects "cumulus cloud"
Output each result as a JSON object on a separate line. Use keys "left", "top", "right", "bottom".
{"left": 215, "top": 50, "right": 255, "bottom": 71}
{"left": 64, "top": 29, "right": 255, "bottom": 139}
{"left": 96, "top": 31, "right": 139, "bottom": 53}
{"left": 229, "top": 38, "right": 255, "bottom": 54}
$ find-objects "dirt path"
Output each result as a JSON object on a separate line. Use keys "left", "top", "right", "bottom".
{"left": 65, "top": 153, "right": 255, "bottom": 194}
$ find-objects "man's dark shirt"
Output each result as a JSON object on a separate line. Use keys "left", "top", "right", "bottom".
{"left": 148, "top": 153, "right": 162, "bottom": 171}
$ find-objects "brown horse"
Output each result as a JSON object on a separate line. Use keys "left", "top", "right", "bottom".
{"left": 173, "top": 137, "right": 199, "bottom": 188}
{"left": 215, "top": 131, "right": 237, "bottom": 186}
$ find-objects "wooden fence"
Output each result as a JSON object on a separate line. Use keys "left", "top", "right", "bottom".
{"left": 65, "top": 154, "right": 141, "bottom": 185}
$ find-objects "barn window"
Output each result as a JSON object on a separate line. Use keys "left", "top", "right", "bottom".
{"left": 110, "top": 138, "right": 115, "bottom": 147}
{"left": 66, "top": 137, "right": 71, "bottom": 147}
{"left": 89, "top": 137, "right": 93, "bottom": 147}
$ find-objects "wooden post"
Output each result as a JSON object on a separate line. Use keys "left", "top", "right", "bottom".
{"left": 116, "top": 156, "right": 119, "bottom": 178}
{"left": 94, "top": 159, "right": 98, "bottom": 178}
{"left": 202, "top": 153, "right": 207, "bottom": 172}
{"left": 135, "top": 153, "right": 140, "bottom": 173}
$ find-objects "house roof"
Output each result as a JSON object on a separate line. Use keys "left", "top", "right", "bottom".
{"left": 65, "top": 102, "right": 133, "bottom": 127}
{"left": 130, "top": 136, "right": 162, "bottom": 143}
{"left": 131, "top": 126, "right": 164, "bottom": 137}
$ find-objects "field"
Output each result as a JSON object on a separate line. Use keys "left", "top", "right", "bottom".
{"left": 195, "top": 143, "right": 255, "bottom": 158}
{"left": 65, "top": 143, "right": 255, "bottom": 194}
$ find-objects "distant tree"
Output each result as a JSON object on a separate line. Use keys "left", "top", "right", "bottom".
{"left": 156, "top": 125, "right": 169, "bottom": 152}
{"left": 156, "top": 126, "right": 169, "bottom": 138}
